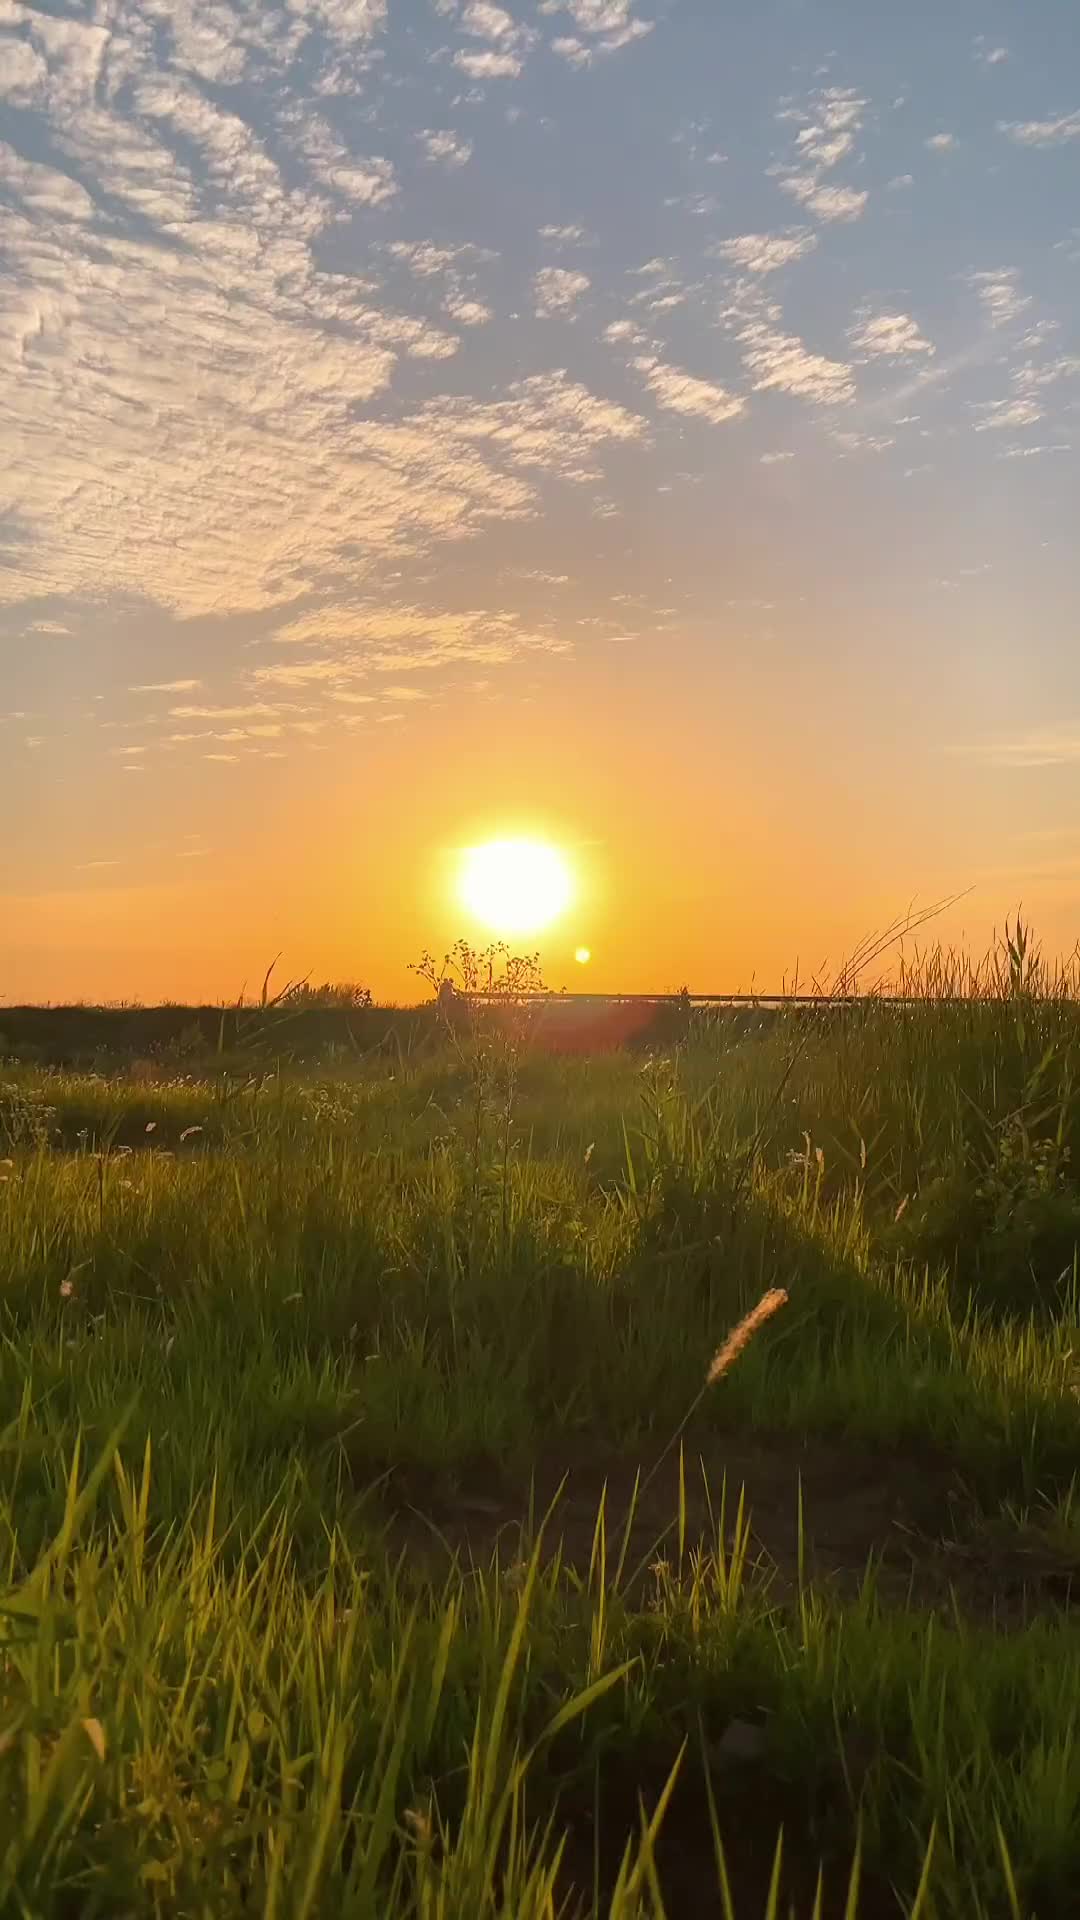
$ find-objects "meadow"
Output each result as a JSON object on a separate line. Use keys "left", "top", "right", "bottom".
{"left": 5, "top": 925, "right": 1080, "bottom": 1915}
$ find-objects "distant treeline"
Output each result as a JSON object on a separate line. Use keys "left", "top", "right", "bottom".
{"left": 0, "top": 995, "right": 751, "bottom": 1067}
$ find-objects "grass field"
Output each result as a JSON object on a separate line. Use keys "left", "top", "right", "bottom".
{"left": 5, "top": 928, "right": 1080, "bottom": 1915}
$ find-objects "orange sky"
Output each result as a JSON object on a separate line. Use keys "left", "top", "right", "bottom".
{"left": 8, "top": 633, "right": 1080, "bottom": 1005}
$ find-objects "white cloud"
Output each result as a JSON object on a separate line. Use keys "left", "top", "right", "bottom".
{"left": 782, "top": 177, "right": 868, "bottom": 223}
{"left": 850, "top": 312, "right": 934, "bottom": 359}
{"left": 925, "top": 132, "right": 958, "bottom": 152}
{"left": 1000, "top": 111, "right": 1080, "bottom": 148}
{"left": 543, "top": 0, "right": 653, "bottom": 58}
{"left": 281, "top": 112, "right": 398, "bottom": 205}
{"left": 419, "top": 128, "right": 473, "bottom": 168}
{"left": 1014, "top": 354, "right": 1080, "bottom": 393}
{"left": 738, "top": 318, "right": 855, "bottom": 406}
{"left": 789, "top": 85, "right": 865, "bottom": 170}
{"left": 298, "top": 0, "right": 388, "bottom": 45}
{"left": 973, "top": 397, "right": 1044, "bottom": 432}
{"left": 974, "top": 41, "right": 1009, "bottom": 66}
{"left": 631, "top": 356, "right": 745, "bottom": 426}
{"left": 533, "top": 266, "right": 590, "bottom": 316}
{"left": 461, "top": 1, "right": 519, "bottom": 36}
{"left": 551, "top": 35, "right": 590, "bottom": 65}
{"left": 968, "top": 269, "right": 1031, "bottom": 329}
{"left": 3, "top": 24, "right": 636, "bottom": 624}
{"left": 715, "top": 229, "right": 817, "bottom": 274}
{"left": 453, "top": 48, "right": 522, "bottom": 77}
{"left": 604, "top": 318, "right": 648, "bottom": 348}
{"left": 445, "top": 294, "right": 493, "bottom": 325}
{"left": 776, "top": 86, "right": 868, "bottom": 224}
{"left": 887, "top": 174, "right": 914, "bottom": 190}
{"left": 540, "top": 224, "right": 587, "bottom": 243}
{"left": 0, "top": 143, "right": 96, "bottom": 223}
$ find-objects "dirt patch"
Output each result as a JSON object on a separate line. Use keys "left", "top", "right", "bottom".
{"left": 553, "top": 1740, "right": 905, "bottom": 1920}
{"left": 376, "top": 1431, "right": 1078, "bottom": 1622}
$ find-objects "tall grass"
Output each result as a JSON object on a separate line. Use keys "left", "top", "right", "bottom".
{"left": 4, "top": 926, "right": 1080, "bottom": 1911}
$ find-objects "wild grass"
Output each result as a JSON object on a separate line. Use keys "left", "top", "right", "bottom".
{"left": 4, "top": 924, "right": 1080, "bottom": 1912}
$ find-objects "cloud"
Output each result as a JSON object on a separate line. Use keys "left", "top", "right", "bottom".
{"left": 280, "top": 113, "right": 398, "bottom": 205}
{"left": 170, "top": 703, "right": 288, "bottom": 720}
{"left": 419, "top": 128, "right": 473, "bottom": 168}
{"left": 445, "top": 295, "right": 493, "bottom": 325}
{"left": 258, "top": 602, "right": 577, "bottom": 684}
{"left": 974, "top": 41, "right": 1009, "bottom": 66}
{"left": 1014, "top": 354, "right": 1080, "bottom": 393}
{"left": 925, "top": 132, "right": 958, "bottom": 152}
{"left": 540, "top": 224, "right": 587, "bottom": 243}
{"left": 973, "top": 397, "right": 1043, "bottom": 432}
{"left": 453, "top": 48, "right": 522, "bottom": 77}
{"left": 776, "top": 86, "right": 868, "bottom": 224}
{"left": 968, "top": 268, "right": 1031, "bottom": 328}
{"left": 131, "top": 679, "right": 204, "bottom": 693}
{"left": 737, "top": 313, "right": 855, "bottom": 406}
{"left": 604, "top": 318, "right": 648, "bottom": 348}
{"left": 0, "top": 143, "right": 96, "bottom": 223}
{"left": 782, "top": 178, "right": 868, "bottom": 222}
{"left": 787, "top": 85, "right": 865, "bottom": 171}
{"left": 533, "top": 267, "right": 590, "bottom": 315}
{"left": 963, "top": 732, "right": 1080, "bottom": 768}
{"left": 850, "top": 312, "right": 934, "bottom": 359}
{"left": 543, "top": 0, "right": 654, "bottom": 59}
{"left": 631, "top": 356, "right": 745, "bottom": 426}
{"left": 1000, "top": 111, "right": 1080, "bottom": 148}
{"left": 27, "top": 619, "right": 72, "bottom": 635}
{"left": 4, "top": 24, "right": 639, "bottom": 623}
{"left": 714, "top": 229, "right": 817, "bottom": 274}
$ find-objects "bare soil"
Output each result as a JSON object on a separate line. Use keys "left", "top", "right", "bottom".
{"left": 375, "top": 1430, "right": 1080, "bottom": 1623}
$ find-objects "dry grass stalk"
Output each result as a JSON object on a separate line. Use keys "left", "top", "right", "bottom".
{"left": 706, "top": 1287, "right": 789, "bottom": 1386}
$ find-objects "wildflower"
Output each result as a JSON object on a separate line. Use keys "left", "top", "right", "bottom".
{"left": 145, "top": 1121, "right": 157, "bottom": 1134}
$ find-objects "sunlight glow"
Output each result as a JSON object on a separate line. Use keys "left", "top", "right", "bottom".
{"left": 575, "top": 947, "right": 592, "bottom": 965}
{"left": 459, "top": 839, "right": 574, "bottom": 937}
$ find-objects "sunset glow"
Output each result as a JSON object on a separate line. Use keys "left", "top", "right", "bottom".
{"left": 459, "top": 840, "right": 574, "bottom": 938}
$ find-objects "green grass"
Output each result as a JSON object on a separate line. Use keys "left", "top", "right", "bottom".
{"left": 5, "top": 936, "right": 1080, "bottom": 1914}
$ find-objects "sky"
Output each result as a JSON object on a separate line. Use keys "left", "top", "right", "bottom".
{"left": 3, "top": 0, "right": 1080, "bottom": 1003}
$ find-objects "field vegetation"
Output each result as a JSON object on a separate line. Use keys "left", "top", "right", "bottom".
{"left": 4, "top": 921, "right": 1080, "bottom": 1914}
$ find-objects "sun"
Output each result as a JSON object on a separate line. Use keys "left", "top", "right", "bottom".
{"left": 459, "top": 838, "right": 574, "bottom": 937}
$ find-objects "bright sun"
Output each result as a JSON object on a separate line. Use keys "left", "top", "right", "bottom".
{"left": 459, "top": 838, "right": 574, "bottom": 937}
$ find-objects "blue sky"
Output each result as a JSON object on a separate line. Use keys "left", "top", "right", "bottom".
{"left": 2, "top": 0, "right": 1079, "bottom": 996}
